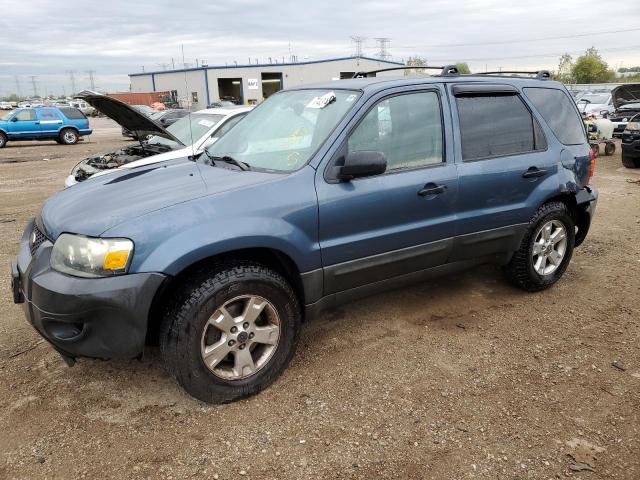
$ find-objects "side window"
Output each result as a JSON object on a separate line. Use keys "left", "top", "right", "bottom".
{"left": 523, "top": 87, "right": 587, "bottom": 145}
{"left": 213, "top": 114, "right": 245, "bottom": 138}
{"left": 456, "top": 94, "right": 546, "bottom": 161}
{"left": 39, "top": 110, "right": 61, "bottom": 121}
{"left": 59, "top": 108, "right": 86, "bottom": 120}
{"left": 347, "top": 91, "right": 444, "bottom": 171}
{"left": 15, "top": 109, "right": 36, "bottom": 121}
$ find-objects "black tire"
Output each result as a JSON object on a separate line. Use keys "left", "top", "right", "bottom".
{"left": 604, "top": 142, "right": 615, "bottom": 156}
{"left": 504, "top": 202, "right": 575, "bottom": 292}
{"left": 622, "top": 153, "right": 640, "bottom": 168}
{"left": 58, "top": 128, "right": 78, "bottom": 145}
{"left": 0, "top": 131, "right": 7, "bottom": 148}
{"left": 159, "top": 262, "right": 301, "bottom": 403}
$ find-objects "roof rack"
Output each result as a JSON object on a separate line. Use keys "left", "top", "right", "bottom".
{"left": 351, "top": 65, "right": 459, "bottom": 79}
{"left": 474, "top": 70, "right": 551, "bottom": 80}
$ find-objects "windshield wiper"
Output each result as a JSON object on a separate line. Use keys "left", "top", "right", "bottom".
{"left": 211, "top": 155, "right": 251, "bottom": 171}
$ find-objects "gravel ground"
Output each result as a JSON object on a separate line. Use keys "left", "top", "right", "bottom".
{"left": 0, "top": 119, "right": 639, "bottom": 479}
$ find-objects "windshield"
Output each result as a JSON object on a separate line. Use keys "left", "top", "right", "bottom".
{"left": 147, "top": 113, "right": 225, "bottom": 147}
{"left": 577, "top": 94, "right": 609, "bottom": 104}
{"left": 205, "top": 89, "right": 360, "bottom": 172}
{"left": 1, "top": 111, "right": 13, "bottom": 121}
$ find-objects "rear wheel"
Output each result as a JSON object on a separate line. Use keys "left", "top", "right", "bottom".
{"left": 59, "top": 128, "right": 78, "bottom": 145}
{"left": 159, "top": 262, "right": 301, "bottom": 403}
{"left": 504, "top": 202, "right": 575, "bottom": 292}
{"left": 0, "top": 132, "right": 7, "bottom": 148}
{"left": 604, "top": 142, "right": 615, "bottom": 156}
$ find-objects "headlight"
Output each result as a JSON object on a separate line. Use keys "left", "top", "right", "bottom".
{"left": 51, "top": 234, "right": 134, "bottom": 278}
{"left": 626, "top": 122, "right": 640, "bottom": 132}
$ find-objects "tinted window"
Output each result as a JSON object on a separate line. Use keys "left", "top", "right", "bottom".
{"left": 60, "top": 108, "right": 86, "bottom": 120}
{"left": 39, "top": 109, "right": 61, "bottom": 120}
{"left": 456, "top": 94, "right": 545, "bottom": 161}
{"left": 15, "top": 109, "right": 36, "bottom": 121}
{"left": 524, "top": 88, "right": 586, "bottom": 145}
{"left": 348, "top": 92, "right": 443, "bottom": 171}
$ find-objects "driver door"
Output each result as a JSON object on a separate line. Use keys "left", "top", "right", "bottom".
{"left": 315, "top": 87, "right": 458, "bottom": 294}
{"left": 7, "top": 109, "right": 40, "bottom": 138}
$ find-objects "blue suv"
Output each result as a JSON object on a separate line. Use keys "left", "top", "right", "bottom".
{"left": 11, "top": 67, "right": 597, "bottom": 403}
{"left": 0, "top": 107, "right": 91, "bottom": 148}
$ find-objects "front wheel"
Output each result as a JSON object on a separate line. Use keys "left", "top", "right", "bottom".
{"left": 504, "top": 202, "right": 575, "bottom": 292}
{"left": 159, "top": 262, "right": 301, "bottom": 403}
{"left": 59, "top": 128, "right": 78, "bottom": 145}
{"left": 0, "top": 132, "right": 7, "bottom": 148}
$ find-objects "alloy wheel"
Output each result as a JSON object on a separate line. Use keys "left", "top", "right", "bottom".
{"left": 200, "top": 295, "right": 281, "bottom": 380}
{"left": 531, "top": 220, "right": 567, "bottom": 275}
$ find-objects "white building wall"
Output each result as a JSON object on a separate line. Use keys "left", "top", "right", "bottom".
{"left": 129, "top": 57, "right": 402, "bottom": 109}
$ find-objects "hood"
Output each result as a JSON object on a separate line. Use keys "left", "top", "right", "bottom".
{"left": 611, "top": 84, "right": 640, "bottom": 109}
{"left": 42, "top": 158, "right": 277, "bottom": 238}
{"left": 74, "top": 90, "right": 184, "bottom": 145}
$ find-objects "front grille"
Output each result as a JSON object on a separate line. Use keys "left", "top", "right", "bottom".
{"left": 29, "top": 223, "right": 48, "bottom": 256}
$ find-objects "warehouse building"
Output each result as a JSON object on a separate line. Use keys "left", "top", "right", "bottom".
{"left": 128, "top": 56, "right": 404, "bottom": 110}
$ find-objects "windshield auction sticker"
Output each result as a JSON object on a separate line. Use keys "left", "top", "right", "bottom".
{"left": 306, "top": 92, "right": 336, "bottom": 109}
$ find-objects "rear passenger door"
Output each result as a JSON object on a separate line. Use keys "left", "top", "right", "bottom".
{"left": 449, "top": 84, "right": 553, "bottom": 261}
{"left": 316, "top": 86, "right": 458, "bottom": 294}
{"left": 37, "top": 109, "right": 63, "bottom": 137}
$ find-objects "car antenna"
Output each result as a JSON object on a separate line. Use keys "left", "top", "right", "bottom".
{"left": 182, "top": 44, "right": 196, "bottom": 158}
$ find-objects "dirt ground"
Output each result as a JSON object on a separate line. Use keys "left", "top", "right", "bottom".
{"left": 0, "top": 118, "right": 639, "bottom": 480}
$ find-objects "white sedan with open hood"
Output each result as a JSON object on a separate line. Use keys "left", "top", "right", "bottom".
{"left": 65, "top": 91, "right": 252, "bottom": 187}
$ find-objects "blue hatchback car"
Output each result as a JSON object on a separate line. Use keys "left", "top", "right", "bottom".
{"left": 11, "top": 67, "right": 597, "bottom": 403}
{"left": 0, "top": 107, "right": 92, "bottom": 148}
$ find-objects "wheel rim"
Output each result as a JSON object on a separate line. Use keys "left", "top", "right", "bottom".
{"left": 64, "top": 131, "right": 76, "bottom": 143}
{"left": 200, "top": 295, "right": 281, "bottom": 380}
{"left": 531, "top": 220, "right": 567, "bottom": 276}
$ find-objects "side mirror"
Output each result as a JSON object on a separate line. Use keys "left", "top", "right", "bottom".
{"left": 337, "top": 151, "right": 387, "bottom": 181}
{"left": 11, "top": 117, "right": 18, "bottom": 122}
{"left": 600, "top": 110, "right": 609, "bottom": 118}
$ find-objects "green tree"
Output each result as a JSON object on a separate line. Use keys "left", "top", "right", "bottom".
{"left": 571, "top": 47, "right": 615, "bottom": 83}
{"left": 555, "top": 53, "right": 574, "bottom": 83}
{"left": 455, "top": 62, "right": 471, "bottom": 74}
{"left": 405, "top": 56, "right": 427, "bottom": 75}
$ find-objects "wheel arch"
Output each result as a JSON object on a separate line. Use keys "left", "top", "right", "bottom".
{"left": 146, "top": 247, "right": 307, "bottom": 344}
{"left": 540, "top": 192, "right": 590, "bottom": 246}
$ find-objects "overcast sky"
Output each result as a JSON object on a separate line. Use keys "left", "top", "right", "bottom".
{"left": 1, "top": 0, "right": 640, "bottom": 96}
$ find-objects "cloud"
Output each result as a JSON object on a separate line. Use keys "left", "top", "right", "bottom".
{"left": 1, "top": 0, "right": 640, "bottom": 95}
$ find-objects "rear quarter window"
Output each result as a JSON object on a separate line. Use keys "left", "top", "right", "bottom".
{"left": 523, "top": 87, "right": 586, "bottom": 145}
{"left": 59, "top": 108, "right": 87, "bottom": 120}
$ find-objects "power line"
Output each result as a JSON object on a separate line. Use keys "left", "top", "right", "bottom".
{"left": 14, "top": 76, "right": 21, "bottom": 97}
{"left": 29, "top": 76, "right": 38, "bottom": 97}
{"left": 86, "top": 70, "right": 96, "bottom": 90}
{"left": 67, "top": 70, "right": 77, "bottom": 95}
{"left": 395, "top": 27, "right": 640, "bottom": 49}
{"left": 350, "top": 35, "right": 366, "bottom": 58}
{"left": 374, "top": 37, "right": 392, "bottom": 60}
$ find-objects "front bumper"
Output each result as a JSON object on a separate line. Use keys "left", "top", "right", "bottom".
{"left": 12, "top": 218, "right": 166, "bottom": 360}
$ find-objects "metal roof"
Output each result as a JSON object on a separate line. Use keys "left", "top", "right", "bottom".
{"left": 129, "top": 56, "right": 404, "bottom": 77}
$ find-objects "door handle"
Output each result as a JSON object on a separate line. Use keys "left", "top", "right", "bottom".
{"left": 522, "top": 167, "right": 547, "bottom": 178}
{"left": 418, "top": 183, "right": 447, "bottom": 197}
{"left": 34, "top": 121, "right": 40, "bottom": 125}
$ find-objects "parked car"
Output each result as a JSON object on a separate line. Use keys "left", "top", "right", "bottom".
{"left": 0, "top": 107, "right": 91, "bottom": 148}
{"left": 575, "top": 91, "right": 615, "bottom": 116}
{"left": 150, "top": 108, "right": 189, "bottom": 127}
{"left": 65, "top": 91, "right": 252, "bottom": 186}
{"left": 207, "top": 100, "right": 237, "bottom": 108}
{"left": 0, "top": 102, "right": 13, "bottom": 110}
{"left": 607, "top": 84, "right": 640, "bottom": 137}
{"left": 621, "top": 118, "right": 640, "bottom": 168}
{"left": 68, "top": 100, "right": 96, "bottom": 117}
{"left": 12, "top": 69, "right": 598, "bottom": 403}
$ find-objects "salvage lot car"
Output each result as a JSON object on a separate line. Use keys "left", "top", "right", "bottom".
{"left": 0, "top": 106, "right": 91, "bottom": 148}
{"left": 65, "top": 91, "right": 252, "bottom": 186}
{"left": 621, "top": 119, "right": 640, "bottom": 168}
{"left": 11, "top": 67, "right": 598, "bottom": 403}
{"left": 608, "top": 84, "right": 640, "bottom": 137}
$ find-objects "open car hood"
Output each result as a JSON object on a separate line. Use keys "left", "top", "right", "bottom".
{"left": 74, "top": 90, "right": 185, "bottom": 146}
{"left": 611, "top": 84, "right": 640, "bottom": 110}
